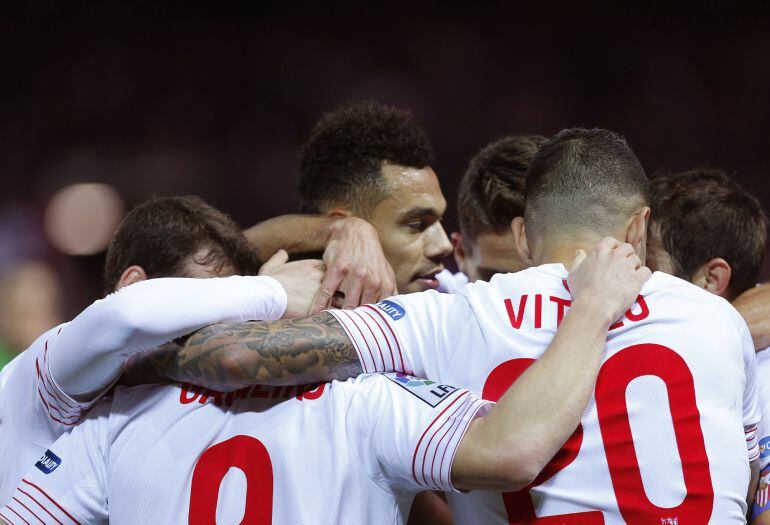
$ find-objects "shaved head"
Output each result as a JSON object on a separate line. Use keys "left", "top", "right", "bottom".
{"left": 524, "top": 128, "right": 649, "bottom": 244}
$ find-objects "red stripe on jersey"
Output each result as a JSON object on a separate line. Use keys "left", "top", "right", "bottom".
{"left": 334, "top": 311, "right": 371, "bottom": 373}
{"left": 339, "top": 310, "right": 379, "bottom": 372}
{"left": 39, "top": 373, "right": 79, "bottom": 417}
{"left": 17, "top": 489, "right": 63, "bottom": 525}
{"left": 0, "top": 511, "right": 18, "bottom": 525}
{"left": 435, "top": 398, "right": 479, "bottom": 488}
{"left": 348, "top": 311, "right": 386, "bottom": 371}
{"left": 35, "top": 389, "right": 78, "bottom": 427}
{"left": 41, "top": 345, "right": 77, "bottom": 411}
{"left": 21, "top": 481, "right": 80, "bottom": 525}
{"left": 411, "top": 391, "right": 469, "bottom": 487}
{"left": 362, "top": 305, "right": 407, "bottom": 373}
{"left": 422, "top": 397, "right": 473, "bottom": 488}
{"left": 11, "top": 498, "right": 42, "bottom": 525}
{"left": 4, "top": 506, "right": 29, "bottom": 525}
{"left": 359, "top": 309, "right": 396, "bottom": 371}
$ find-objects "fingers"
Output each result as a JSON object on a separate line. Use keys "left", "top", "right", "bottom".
{"left": 569, "top": 249, "right": 587, "bottom": 273}
{"left": 341, "top": 271, "right": 365, "bottom": 309}
{"left": 258, "top": 249, "right": 289, "bottom": 275}
{"left": 311, "top": 270, "right": 343, "bottom": 313}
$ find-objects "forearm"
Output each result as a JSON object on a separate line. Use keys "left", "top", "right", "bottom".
{"left": 50, "top": 276, "right": 287, "bottom": 399}
{"left": 453, "top": 304, "right": 611, "bottom": 491}
{"left": 138, "top": 312, "right": 363, "bottom": 392}
{"left": 244, "top": 214, "right": 334, "bottom": 258}
{"left": 734, "top": 284, "right": 770, "bottom": 350}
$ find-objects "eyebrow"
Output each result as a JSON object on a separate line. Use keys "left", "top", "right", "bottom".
{"left": 400, "top": 207, "right": 442, "bottom": 221}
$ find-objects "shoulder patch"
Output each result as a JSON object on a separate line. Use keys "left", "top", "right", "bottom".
{"left": 384, "top": 372, "right": 458, "bottom": 407}
{"left": 760, "top": 436, "right": 770, "bottom": 459}
{"left": 35, "top": 449, "right": 61, "bottom": 474}
{"left": 375, "top": 300, "right": 406, "bottom": 321}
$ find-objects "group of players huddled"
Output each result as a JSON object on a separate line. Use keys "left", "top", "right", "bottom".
{"left": 1, "top": 101, "right": 769, "bottom": 524}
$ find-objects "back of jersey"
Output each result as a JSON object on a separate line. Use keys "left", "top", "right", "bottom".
{"left": 445, "top": 265, "right": 756, "bottom": 524}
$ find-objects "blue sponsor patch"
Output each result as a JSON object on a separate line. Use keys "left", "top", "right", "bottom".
{"left": 35, "top": 449, "right": 61, "bottom": 474}
{"left": 376, "top": 299, "right": 406, "bottom": 321}
{"left": 760, "top": 436, "right": 770, "bottom": 459}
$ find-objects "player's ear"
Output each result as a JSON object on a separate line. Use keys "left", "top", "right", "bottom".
{"left": 691, "top": 258, "right": 732, "bottom": 299}
{"left": 451, "top": 232, "right": 468, "bottom": 269}
{"left": 625, "top": 207, "right": 650, "bottom": 255}
{"left": 326, "top": 208, "right": 354, "bottom": 219}
{"left": 511, "top": 217, "right": 533, "bottom": 266}
{"left": 117, "top": 265, "right": 148, "bottom": 291}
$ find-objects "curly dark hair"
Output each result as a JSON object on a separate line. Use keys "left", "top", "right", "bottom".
{"left": 103, "top": 196, "right": 261, "bottom": 292}
{"left": 650, "top": 168, "right": 767, "bottom": 298}
{"left": 458, "top": 135, "right": 546, "bottom": 241}
{"left": 298, "top": 101, "right": 434, "bottom": 216}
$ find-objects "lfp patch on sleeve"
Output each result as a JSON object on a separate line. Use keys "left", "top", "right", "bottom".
{"left": 384, "top": 372, "right": 458, "bottom": 407}
{"left": 35, "top": 449, "right": 62, "bottom": 474}
{"left": 760, "top": 436, "right": 770, "bottom": 461}
{"left": 375, "top": 300, "right": 406, "bottom": 321}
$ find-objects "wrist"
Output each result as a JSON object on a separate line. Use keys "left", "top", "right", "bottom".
{"left": 568, "top": 298, "right": 615, "bottom": 330}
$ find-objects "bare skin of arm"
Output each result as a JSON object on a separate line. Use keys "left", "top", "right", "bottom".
{"left": 407, "top": 492, "right": 454, "bottom": 525}
{"left": 733, "top": 283, "right": 770, "bottom": 351}
{"left": 246, "top": 215, "right": 397, "bottom": 310}
{"left": 121, "top": 311, "right": 363, "bottom": 391}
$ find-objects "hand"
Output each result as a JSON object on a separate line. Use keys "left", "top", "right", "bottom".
{"left": 259, "top": 250, "right": 325, "bottom": 318}
{"left": 311, "top": 217, "right": 398, "bottom": 312}
{"left": 567, "top": 237, "right": 652, "bottom": 325}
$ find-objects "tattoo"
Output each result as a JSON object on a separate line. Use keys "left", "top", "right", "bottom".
{"left": 125, "top": 312, "right": 363, "bottom": 392}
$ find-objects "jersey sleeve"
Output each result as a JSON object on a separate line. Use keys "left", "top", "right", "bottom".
{"left": 735, "top": 314, "right": 762, "bottom": 461}
{"left": 348, "top": 373, "right": 492, "bottom": 495}
{"left": 0, "top": 402, "right": 111, "bottom": 525}
{"left": 325, "top": 291, "right": 480, "bottom": 379}
{"left": 47, "top": 275, "right": 287, "bottom": 402}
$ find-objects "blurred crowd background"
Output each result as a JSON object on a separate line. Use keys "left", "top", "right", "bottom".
{"left": 1, "top": 2, "right": 769, "bottom": 365}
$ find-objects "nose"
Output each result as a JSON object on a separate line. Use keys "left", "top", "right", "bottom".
{"left": 424, "top": 222, "right": 453, "bottom": 261}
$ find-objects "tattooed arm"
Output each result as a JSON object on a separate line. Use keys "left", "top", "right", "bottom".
{"left": 121, "top": 312, "right": 364, "bottom": 392}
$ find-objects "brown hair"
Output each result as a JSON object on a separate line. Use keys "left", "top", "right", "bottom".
{"left": 103, "top": 196, "right": 261, "bottom": 292}
{"left": 525, "top": 128, "right": 649, "bottom": 238}
{"left": 457, "top": 135, "right": 546, "bottom": 243}
{"left": 650, "top": 168, "right": 767, "bottom": 298}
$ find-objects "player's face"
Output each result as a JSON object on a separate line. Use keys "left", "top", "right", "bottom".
{"left": 645, "top": 225, "right": 677, "bottom": 275}
{"left": 367, "top": 164, "right": 452, "bottom": 294}
{"left": 460, "top": 231, "right": 530, "bottom": 282}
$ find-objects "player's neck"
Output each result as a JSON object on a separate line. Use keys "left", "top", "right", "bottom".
{"left": 532, "top": 237, "right": 603, "bottom": 268}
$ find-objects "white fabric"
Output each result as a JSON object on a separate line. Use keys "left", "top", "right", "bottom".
{"left": 755, "top": 348, "right": 770, "bottom": 470}
{"left": 0, "top": 275, "right": 287, "bottom": 506}
{"left": 0, "top": 374, "right": 489, "bottom": 524}
{"left": 436, "top": 269, "right": 469, "bottom": 294}
{"left": 329, "top": 264, "right": 759, "bottom": 524}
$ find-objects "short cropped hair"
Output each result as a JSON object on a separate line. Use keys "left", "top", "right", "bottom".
{"left": 298, "top": 101, "right": 434, "bottom": 216}
{"left": 103, "top": 196, "right": 261, "bottom": 292}
{"left": 650, "top": 168, "right": 767, "bottom": 297}
{"left": 457, "top": 135, "right": 546, "bottom": 242}
{"left": 525, "top": 128, "right": 649, "bottom": 238}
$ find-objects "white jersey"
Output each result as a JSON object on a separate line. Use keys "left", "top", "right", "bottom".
{"left": 0, "top": 375, "right": 489, "bottom": 525}
{"left": 329, "top": 264, "right": 760, "bottom": 524}
{"left": 0, "top": 275, "right": 287, "bottom": 506}
{"left": 436, "top": 269, "right": 469, "bottom": 294}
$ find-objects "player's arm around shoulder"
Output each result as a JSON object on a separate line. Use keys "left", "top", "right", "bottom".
{"left": 734, "top": 283, "right": 770, "bottom": 351}
{"left": 451, "top": 238, "right": 651, "bottom": 491}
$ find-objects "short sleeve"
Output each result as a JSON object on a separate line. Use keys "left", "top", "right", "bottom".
{"left": 0, "top": 402, "right": 111, "bottom": 525}
{"left": 737, "top": 319, "right": 762, "bottom": 461}
{"left": 326, "top": 291, "right": 480, "bottom": 379}
{"left": 348, "top": 373, "right": 492, "bottom": 495}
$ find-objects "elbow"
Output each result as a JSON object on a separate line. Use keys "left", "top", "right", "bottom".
{"left": 494, "top": 453, "right": 541, "bottom": 491}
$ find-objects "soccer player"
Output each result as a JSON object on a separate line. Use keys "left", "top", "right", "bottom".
{"left": 156, "top": 129, "right": 760, "bottom": 523}
{"left": 645, "top": 168, "right": 770, "bottom": 523}
{"left": 0, "top": 238, "right": 649, "bottom": 524}
{"left": 0, "top": 196, "right": 322, "bottom": 505}
{"left": 437, "top": 134, "right": 546, "bottom": 292}
{"left": 246, "top": 101, "right": 453, "bottom": 309}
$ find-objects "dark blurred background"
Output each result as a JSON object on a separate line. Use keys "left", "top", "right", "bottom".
{"left": 1, "top": 2, "right": 769, "bottom": 359}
